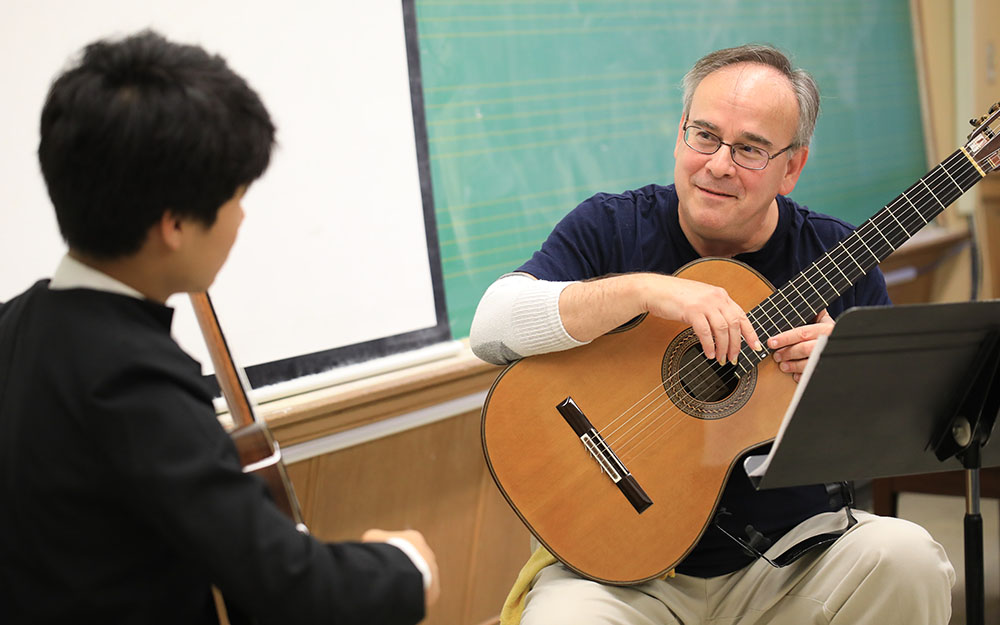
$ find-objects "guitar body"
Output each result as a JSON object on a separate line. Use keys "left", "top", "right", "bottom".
{"left": 481, "top": 258, "right": 798, "bottom": 585}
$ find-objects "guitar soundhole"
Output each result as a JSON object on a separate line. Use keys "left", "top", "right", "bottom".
{"left": 661, "top": 328, "right": 756, "bottom": 420}
{"left": 678, "top": 346, "right": 740, "bottom": 401}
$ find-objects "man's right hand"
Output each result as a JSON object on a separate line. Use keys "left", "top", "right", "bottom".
{"left": 560, "top": 273, "right": 761, "bottom": 365}
{"left": 640, "top": 274, "right": 762, "bottom": 364}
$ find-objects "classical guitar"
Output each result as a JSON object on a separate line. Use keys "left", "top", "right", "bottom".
{"left": 481, "top": 103, "right": 1000, "bottom": 585}
{"left": 189, "top": 292, "right": 307, "bottom": 622}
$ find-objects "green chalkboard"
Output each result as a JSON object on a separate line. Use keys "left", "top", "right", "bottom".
{"left": 415, "top": 0, "right": 926, "bottom": 338}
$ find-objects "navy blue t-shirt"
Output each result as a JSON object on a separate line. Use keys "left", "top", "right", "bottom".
{"left": 518, "top": 183, "right": 890, "bottom": 577}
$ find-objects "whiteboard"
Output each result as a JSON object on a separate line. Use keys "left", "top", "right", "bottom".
{"left": 0, "top": 1, "right": 444, "bottom": 385}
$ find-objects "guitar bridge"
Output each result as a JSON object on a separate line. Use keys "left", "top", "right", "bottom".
{"left": 557, "top": 397, "right": 653, "bottom": 514}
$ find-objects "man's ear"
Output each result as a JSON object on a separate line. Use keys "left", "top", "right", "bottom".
{"left": 157, "top": 211, "right": 185, "bottom": 252}
{"left": 777, "top": 146, "right": 810, "bottom": 196}
{"left": 673, "top": 115, "right": 687, "bottom": 161}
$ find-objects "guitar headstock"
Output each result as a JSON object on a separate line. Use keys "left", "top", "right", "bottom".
{"left": 966, "top": 102, "right": 1000, "bottom": 174}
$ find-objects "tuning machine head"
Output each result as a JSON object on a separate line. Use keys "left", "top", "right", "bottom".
{"left": 971, "top": 102, "right": 1000, "bottom": 129}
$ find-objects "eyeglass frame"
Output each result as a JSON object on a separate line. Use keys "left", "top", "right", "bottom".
{"left": 681, "top": 115, "right": 795, "bottom": 171}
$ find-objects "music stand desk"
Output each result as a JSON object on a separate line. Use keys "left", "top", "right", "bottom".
{"left": 746, "top": 300, "right": 1000, "bottom": 625}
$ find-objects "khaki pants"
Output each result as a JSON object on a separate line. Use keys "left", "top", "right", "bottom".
{"left": 521, "top": 510, "right": 955, "bottom": 625}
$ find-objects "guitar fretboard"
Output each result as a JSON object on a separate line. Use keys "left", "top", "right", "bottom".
{"left": 736, "top": 149, "right": 983, "bottom": 373}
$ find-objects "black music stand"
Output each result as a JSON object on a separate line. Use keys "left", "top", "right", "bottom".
{"left": 744, "top": 301, "right": 1000, "bottom": 625}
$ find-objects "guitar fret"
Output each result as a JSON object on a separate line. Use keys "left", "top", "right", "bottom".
{"left": 786, "top": 279, "right": 815, "bottom": 321}
{"left": 809, "top": 264, "right": 838, "bottom": 295}
{"left": 752, "top": 302, "right": 780, "bottom": 338}
{"left": 906, "top": 188, "right": 931, "bottom": 222}
{"left": 772, "top": 292, "right": 798, "bottom": 325}
{"left": 886, "top": 207, "right": 912, "bottom": 236}
{"left": 744, "top": 145, "right": 991, "bottom": 369}
{"left": 868, "top": 219, "right": 894, "bottom": 251}
{"left": 818, "top": 255, "right": 852, "bottom": 291}
{"left": 798, "top": 271, "right": 827, "bottom": 307}
{"left": 940, "top": 162, "right": 963, "bottom": 191}
{"left": 836, "top": 243, "right": 865, "bottom": 274}
{"left": 861, "top": 225, "right": 893, "bottom": 260}
{"left": 855, "top": 235, "right": 879, "bottom": 265}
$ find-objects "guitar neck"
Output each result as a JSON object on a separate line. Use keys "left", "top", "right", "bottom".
{"left": 742, "top": 148, "right": 984, "bottom": 367}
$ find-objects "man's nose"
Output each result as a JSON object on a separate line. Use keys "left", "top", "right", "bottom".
{"left": 705, "top": 146, "right": 736, "bottom": 177}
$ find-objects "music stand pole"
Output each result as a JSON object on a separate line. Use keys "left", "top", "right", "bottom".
{"left": 930, "top": 331, "right": 1000, "bottom": 625}
{"left": 963, "top": 447, "right": 984, "bottom": 625}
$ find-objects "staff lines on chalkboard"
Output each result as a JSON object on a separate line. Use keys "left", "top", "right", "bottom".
{"left": 809, "top": 63, "right": 922, "bottom": 87}
{"left": 416, "top": 11, "right": 870, "bottom": 40}
{"left": 799, "top": 164, "right": 916, "bottom": 200}
{"left": 417, "top": 22, "right": 747, "bottom": 39}
{"left": 797, "top": 171, "right": 930, "bottom": 215}
{"left": 799, "top": 133, "right": 926, "bottom": 179}
{"left": 439, "top": 204, "right": 569, "bottom": 233}
{"left": 423, "top": 68, "right": 671, "bottom": 94}
{"left": 431, "top": 128, "right": 658, "bottom": 160}
{"left": 424, "top": 83, "right": 664, "bottom": 110}
{"left": 427, "top": 97, "right": 675, "bottom": 127}
{"left": 441, "top": 219, "right": 556, "bottom": 247}
{"left": 795, "top": 169, "right": 922, "bottom": 208}
{"left": 417, "top": 0, "right": 741, "bottom": 6}
{"left": 442, "top": 243, "right": 548, "bottom": 271}
{"left": 415, "top": 1, "right": 846, "bottom": 20}
{"left": 439, "top": 208, "right": 568, "bottom": 248}
{"left": 419, "top": 11, "right": 714, "bottom": 23}
{"left": 441, "top": 238, "right": 548, "bottom": 265}
{"left": 432, "top": 174, "right": 654, "bottom": 215}
{"left": 807, "top": 149, "right": 922, "bottom": 185}
{"left": 444, "top": 257, "right": 536, "bottom": 281}
{"left": 416, "top": 0, "right": 860, "bottom": 9}
{"left": 429, "top": 112, "right": 667, "bottom": 144}
{"left": 438, "top": 194, "right": 628, "bottom": 229}
{"left": 807, "top": 130, "right": 921, "bottom": 161}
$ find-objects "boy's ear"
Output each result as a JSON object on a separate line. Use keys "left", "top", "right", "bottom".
{"left": 157, "top": 211, "right": 185, "bottom": 252}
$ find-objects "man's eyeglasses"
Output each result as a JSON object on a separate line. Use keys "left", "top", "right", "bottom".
{"left": 682, "top": 118, "right": 794, "bottom": 171}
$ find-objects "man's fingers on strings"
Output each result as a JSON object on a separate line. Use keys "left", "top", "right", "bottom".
{"left": 691, "top": 317, "right": 716, "bottom": 361}
{"left": 739, "top": 316, "right": 763, "bottom": 353}
{"left": 707, "top": 311, "right": 731, "bottom": 364}
{"left": 725, "top": 316, "right": 742, "bottom": 365}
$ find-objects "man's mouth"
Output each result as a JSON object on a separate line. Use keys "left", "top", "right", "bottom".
{"left": 695, "top": 184, "right": 737, "bottom": 199}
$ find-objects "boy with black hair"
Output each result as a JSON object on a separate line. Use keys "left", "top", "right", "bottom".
{"left": 0, "top": 30, "right": 437, "bottom": 625}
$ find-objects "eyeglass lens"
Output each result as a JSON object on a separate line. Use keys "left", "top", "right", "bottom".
{"left": 684, "top": 127, "right": 770, "bottom": 170}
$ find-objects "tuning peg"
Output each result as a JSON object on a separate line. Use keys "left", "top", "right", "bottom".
{"left": 971, "top": 104, "right": 1000, "bottom": 128}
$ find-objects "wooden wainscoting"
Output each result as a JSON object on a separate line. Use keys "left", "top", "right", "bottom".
{"left": 257, "top": 346, "right": 529, "bottom": 625}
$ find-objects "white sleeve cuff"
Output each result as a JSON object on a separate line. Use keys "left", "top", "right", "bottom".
{"left": 385, "top": 537, "right": 432, "bottom": 591}
{"left": 470, "top": 273, "right": 588, "bottom": 364}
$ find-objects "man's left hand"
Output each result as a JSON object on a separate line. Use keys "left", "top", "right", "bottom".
{"left": 767, "top": 310, "right": 834, "bottom": 382}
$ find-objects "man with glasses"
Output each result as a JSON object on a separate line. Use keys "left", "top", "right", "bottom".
{"left": 470, "top": 44, "right": 954, "bottom": 624}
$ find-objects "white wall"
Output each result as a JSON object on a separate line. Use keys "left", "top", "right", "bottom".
{"left": 0, "top": 0, "right": 438, "bottom": 375}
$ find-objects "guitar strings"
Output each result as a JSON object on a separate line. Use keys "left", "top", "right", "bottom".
{"left": 612, "top": 154, "right": 981, "bottom": 463}
{"left": 614, "top": 154, "right": 981, "bottom": 462}
{"left": 581, "top": 153, "right": 981, "bottom": 469}
{"left": 613, "top": 187, "right": 974, "bottom": 465}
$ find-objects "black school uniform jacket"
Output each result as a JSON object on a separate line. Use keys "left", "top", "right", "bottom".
{"left": 0, "top": 282, "right": 423, "bottom": 624}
